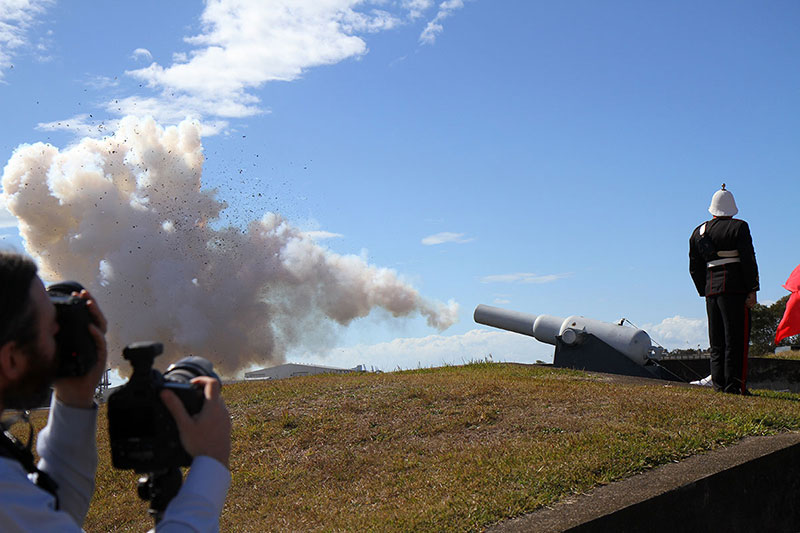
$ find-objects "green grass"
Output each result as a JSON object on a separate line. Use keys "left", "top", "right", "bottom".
{"left": 26, "top": 363, "right": 800, "bottom": 532}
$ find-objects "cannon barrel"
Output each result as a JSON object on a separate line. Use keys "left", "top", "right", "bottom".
{"left": 473, "top": 304, "right": 537, "bottom": 337}
{"left": 473, "top": 304, "right": 653, "bottom": 365}
{"left": 474, "top": 304, "right": 563, "bottom": 345}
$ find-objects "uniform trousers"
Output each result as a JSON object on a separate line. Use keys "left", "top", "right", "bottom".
{"left": 706, "top": 292, "right": 750, "bottom": 393}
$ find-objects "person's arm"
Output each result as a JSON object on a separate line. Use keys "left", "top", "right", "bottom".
{"left": 745, "top": 291, "right": 757, "bottom": 308}
{"left": 152, "top": 457, "right": 231, "bottom": 533}
{"left": 155, "top": 377, "right": 232, "bottom": 532}
{"left": 0, "top": 456, "right": 85, "bottom": 532}
{"left": 39, "top": 289, "right": 108, "bottom": 525}
{"left": 688, "top": 229, "right": 707, "bottom": 296}
{"left": 35, "top": 395, "right": 98, "bottom": 525}
{"left": 737, "top": 221, "right": 759, "bottom": 305}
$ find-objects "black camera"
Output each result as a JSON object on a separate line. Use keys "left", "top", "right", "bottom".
{"left": 46, "top": 281, "right": 97, "bottom": 377}
{"left": 107, "top": 341, "right": 219, "bottom": 473}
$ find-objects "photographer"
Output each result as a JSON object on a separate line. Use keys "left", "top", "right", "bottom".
{"left": 0, "top": 251, "right": 231, "bottom": 532}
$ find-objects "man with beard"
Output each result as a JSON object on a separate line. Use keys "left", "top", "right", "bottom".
{"left": 0, "top": 252, "right": 232, "bottom": 531}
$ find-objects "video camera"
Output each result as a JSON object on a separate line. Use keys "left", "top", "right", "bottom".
{"left": 107, "top": 341, "right": 219, "bottom": 473}
{"left": 46, "top": 281, "right": 97, "bottom": 378}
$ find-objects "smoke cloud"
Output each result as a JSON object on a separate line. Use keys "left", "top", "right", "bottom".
{"left": 1, "top": 116, "right": 458, "bottom": 375}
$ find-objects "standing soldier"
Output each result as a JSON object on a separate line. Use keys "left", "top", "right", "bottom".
{"left": 689, "top": 184, "right": 759, "bottom": 394}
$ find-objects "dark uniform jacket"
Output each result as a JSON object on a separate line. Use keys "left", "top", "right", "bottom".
{"left": 689, "top": 217, "right": 759, "bottom": 297}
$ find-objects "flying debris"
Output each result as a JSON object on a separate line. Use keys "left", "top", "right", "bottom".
{"left": 1, "top": 116, "right": 458, "bottom": 375}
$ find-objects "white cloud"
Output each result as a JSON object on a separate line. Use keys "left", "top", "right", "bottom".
{"left": 254, "top": 316, "right": 708, "bottom": 376}
{"left": 120, "top": 1, "right": 380, "bottom": 126}
{"left": 421, "top": 231, "right": 473, "bottom": 245}
{"left": 340, "top": 9, "right": 400, "bottom": 33}
{"left": 0, "top": 196, "right": 19, "bottom": 229}
{"left": 403, "top": 0, "right": 435, "bottom": 19}
{"left": 85, "top": 74, "right": 120, "bottom": 90}
{"left": 305, "top": 230, "right": 344, "bottom": 241}
{"left": 493, "top": 298, "right": 510, "bottom": 305}
{"left": 419, "top": 0, "right": 465, "bottom": 45}
{"left": 0, "top": 0, "right": 53, "bottom": 80}
{"left": 481, "top": 272, "right": 571, "bottom": 284}
{"left": 288, "top": 328, "right": 555, "bottom": 373}
{"left": 105, "top": 1, "right": 464, "bottom": 131}
{"left": 131, "top": 47, "right": 153, "bottom": 61}
{"left": 641, "top": 315, "right": 708, "bottom": 350}
{"left": 36, "top": 113, "right": 120, "bottom": 138}
{"left": 38, "top": 110, "right": 227, "bottom": 138}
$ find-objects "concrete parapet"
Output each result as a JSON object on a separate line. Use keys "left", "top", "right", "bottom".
{"left": 489, "top": 432, "right": 800, "bottom": 532}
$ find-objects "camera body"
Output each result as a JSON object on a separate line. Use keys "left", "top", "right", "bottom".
{"left": 108, "top": 342, "right": 219, "bottom": 473}
{"left": 46, "top": 281, "right": 97, "bottom": 378}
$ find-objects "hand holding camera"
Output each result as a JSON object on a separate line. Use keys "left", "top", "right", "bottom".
{"left": 107, "top": 342, "right": 227, "bottom": 522}
{"left": 161, "top": 376, "right": 231, "bottom": 469}
{"left": 47, "top": 282, "right": 108, "bottom": 409}
{"left": 43, "top": 279, "right": 230, "bottom": 525}
{"left": 47, "top": 280, "right": 230, "bottom": 471}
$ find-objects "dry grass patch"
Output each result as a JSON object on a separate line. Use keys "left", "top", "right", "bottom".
{"left": 760, "top": 351, "right": 800, "bottom": 361}
{"left": 18, "top": 363, "right": 800, "bottom": 532}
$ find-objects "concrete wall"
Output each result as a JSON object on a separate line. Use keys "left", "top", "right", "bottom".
{"left": 490, "top": 433, "right": 800, "bottom": 533}
{"left": 568, "top": 438, "right": 800, "bottom": 532}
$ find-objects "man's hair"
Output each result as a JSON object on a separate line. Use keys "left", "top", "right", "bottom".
{"left": 0, "top": 252, "right": 39, "bottom": 350}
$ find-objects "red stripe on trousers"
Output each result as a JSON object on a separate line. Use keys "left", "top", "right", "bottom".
{"left": 742, "top": 305, "right": 750, "bottom": 394}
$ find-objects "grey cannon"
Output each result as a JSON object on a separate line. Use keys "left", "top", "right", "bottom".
{"left": 473, "top": 304, "right": 676, "bottom": 381}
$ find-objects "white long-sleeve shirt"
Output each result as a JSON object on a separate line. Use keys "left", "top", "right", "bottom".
{"left": 0, "top": 395, "right": 230, "bottom": 532}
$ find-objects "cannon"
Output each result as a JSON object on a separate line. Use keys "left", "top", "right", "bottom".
{"left": 474, "top": 304, "right": 677, "bottom": 381}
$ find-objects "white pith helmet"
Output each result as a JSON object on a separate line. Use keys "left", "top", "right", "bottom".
{"left": 708, "top": 183, "right": 738, "bottom": 217}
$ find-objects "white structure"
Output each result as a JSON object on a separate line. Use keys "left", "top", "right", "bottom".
{"left": 244, "top": 363, "right": 365, "bottom": 381}
{"left": 776, "top": 345, "right": 800, "bottom": 354}
{"left": 474, "top": 304, "right": 659, "bottom": 365}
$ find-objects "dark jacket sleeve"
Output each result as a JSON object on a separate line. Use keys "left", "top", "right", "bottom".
{"left": 737, "top": 221, "right": 760, "bottom": 292}
{"left": 689, "top": 227, "right": 706, "bottom": 296}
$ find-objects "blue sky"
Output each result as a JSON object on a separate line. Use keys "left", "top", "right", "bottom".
{"left": 1, "top": 1, "right": 798, "bottom": 375}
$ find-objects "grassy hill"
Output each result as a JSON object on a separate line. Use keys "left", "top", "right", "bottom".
{"left": 44, "top": 363, "right": 800, "bottom": 531}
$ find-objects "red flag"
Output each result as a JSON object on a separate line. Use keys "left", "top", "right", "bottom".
{"left": 775, "top": 264, "right": 800, "bottom": 344}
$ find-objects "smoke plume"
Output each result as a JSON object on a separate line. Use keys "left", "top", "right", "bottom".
{"left": 1, "top": 116, "right": 458, "bottom": 375}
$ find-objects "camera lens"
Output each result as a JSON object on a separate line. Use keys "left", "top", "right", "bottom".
{"left": 164, "top": 356, "right": 219, "bottom": 384}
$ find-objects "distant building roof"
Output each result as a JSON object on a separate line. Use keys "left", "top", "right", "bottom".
{"left": 244, "top": 362, "right": 365, "bottom": 380}
{"left": 775, "top": 345, "right": 800, "bottom": 353}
